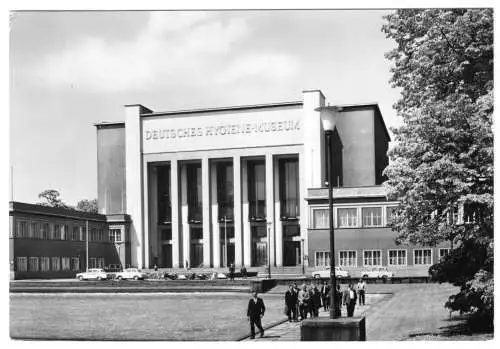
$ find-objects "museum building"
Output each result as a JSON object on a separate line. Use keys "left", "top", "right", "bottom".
{"left": 95, "top": 89, "right": 449, "bottom": 274}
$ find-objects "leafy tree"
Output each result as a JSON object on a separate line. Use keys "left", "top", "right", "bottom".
{"left": 382, "top": 9, "right": 493, "bottom": 327}
{"left": 76, "top": 198, "right": 99, "bottom": 213}
{"left": 38, "top": 189, "right": 70, "bottom": 209}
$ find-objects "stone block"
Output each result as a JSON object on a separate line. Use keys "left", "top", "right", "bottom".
{"left": 300, "top": 317, "right": 366, "bottom": 341}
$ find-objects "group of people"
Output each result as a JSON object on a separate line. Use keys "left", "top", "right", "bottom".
{"left": 228, "top": 263, "right": 248, "bottom": 280}
{"left": 284, "top": 278, "right": 367, "bottom": 321}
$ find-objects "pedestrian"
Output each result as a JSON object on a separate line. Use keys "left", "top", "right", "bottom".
{"left": 297, "top": 284, "right": 310, "bottom": 320}
{"left": 311, "top": 285, "right": 321, "bottom": 317}
{"left": 292, "top": 283, "right": 299, "bottom": 321}
{"left": 241, "top": 265, "right": 247, "bottom": 279}
{"left": 335, "top": 284, "right": 342, "bottom": 317}
{"left": 285, "top": 284, "right": 298, "bottom": 322}
{"left": 357, "top": 278, "right": 366, "bottom": 306}
{"left": 154, "top": 264, "right": 158, "bottom": 272}
{"left": 320, "top": 281, "right": 330, "bottom": 311}
{"left": 346, "top": 284, "right": 357, "bottom": 317}
{"left": 247, "top": 291, "right": 265, "bottom": 339}
{"left": 307, "top": 284, "right": 315, "bottom": 318}
{"left": 229, "top": 263, "right": 235, "bottom": 281}
{"left": 185, "top": 260, "right": 189, "bottom": 270}
{"left": 342, "top": 284, "right": 350, "bottom": 315}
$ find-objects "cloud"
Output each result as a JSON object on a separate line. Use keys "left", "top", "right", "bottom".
{"left": 31, "top": 12, "right": 300, "bottom": 92}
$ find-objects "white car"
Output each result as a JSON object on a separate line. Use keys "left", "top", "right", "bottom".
{"left": 115, "top": 268, "right": 148, "bottom": 280}
{"left": 312, "top": 266, "right": 350, "bottom": 279}
{"left": 76, "top": 268, "right": 108, "bottom": 281}
{"left": 361, "top": 267, "right": 394, "bottom": 279}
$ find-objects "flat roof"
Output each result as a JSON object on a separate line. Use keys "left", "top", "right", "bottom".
{"left": 9, "top": 201, "right": 107, "bottom": 221}
{"left": 141, "top": 101, "right": 303, "bottom": 117}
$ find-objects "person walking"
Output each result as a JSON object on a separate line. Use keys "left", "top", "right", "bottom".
{"left": 229, "top": 263, "right": 235, "bottom": 281}
{"left": 311, "top": 285, "right": 321, "bottom": 317}
{"left": 240, "top": 265, "right": 247, "bottom": 279}
{"left": 346, "top": 284, "right": 357, "bottom": 317}
{"left": 357, "top": 278, "right": 366, "bottom": 306}
{"left": 285, "top": 284, "right": 298, "bottom": 322}
{"left": 297, "top": 284, "right": 310, "bottom": 320}
{"left": 292, "top": 283, "right": 300, "bottom": 321}
{"left": 247, "top": 291, "right": 265, "bottom": 339}
{"left": 320, "top": 281, "right": 330, "bottom": 311}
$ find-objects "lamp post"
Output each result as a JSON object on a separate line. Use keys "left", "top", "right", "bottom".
{"left": 322, "top": 116, "right": 339, "bottom": 319}
{"left": 267, "top": 220, "right": 272, "bottom": 279}
{"left": 301, "top": 238, "right": 305, "bottom": 275}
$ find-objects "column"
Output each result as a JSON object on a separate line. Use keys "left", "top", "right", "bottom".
{"left": 171, "top": 160, "right": 180, "bottom": 268}
{"left": 143, "top": 163, "right": 150, "bottom": 268}
{"left": 303, "top": 90, "right": 325, "bottom": 189}
{"left": 242, "top": 159, "right": 251, "bottom": 267}
{"left": 181, "top": 163, "right": 189, "bottom": 267}
{"left": 125, "top": 104, "right": 152, "bottom": 269}
{"left": 148, "top": 165, "right": 158, "bottom": 266}
{"left": 265, "top": 153, "right": 275, "bottom": 266}
{"left": 202, "top": 157, "right": 211, "bottom": 267}
{"left": 274, "top": 158, "right": 283, "bottom": 267}
{"left": 298, "top": 150, "right": 308, "bottom": 268}
{"left": 233, "top": 156, "right": 243, "bottom": 267}
{"left": 211, "top": 162, "right": 221, "bottom": 267}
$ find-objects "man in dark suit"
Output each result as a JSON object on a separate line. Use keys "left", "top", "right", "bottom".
{"left": 320, "top": 281, "right": 330, "bottom": 311}
{"left": 247, "top": 291, "right": 266, "bottom": 339}
{"left": 285, "top": 284, "right": 298, "bottom": 322}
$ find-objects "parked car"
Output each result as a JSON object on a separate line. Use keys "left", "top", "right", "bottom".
{"left": 115, "top": 268, "right": 148, "bottom": 280}
{"left": 312, "top": 266, "right": 350, "bottom": 279}
{"left": 76, "top": 268, "right": 108, "bottom": 281}
{"left": 361, "top": 267, "right": 394, "bottom": 279}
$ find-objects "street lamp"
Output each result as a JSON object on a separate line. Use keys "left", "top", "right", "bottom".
{"left": 267, "top": 220, "right": 272, "bottom": 279}
{"left": 322, "top": 113, "right": 340, "bottom": 319}
{"left": 301, "top": 238, "right": 305, "bottom": 275}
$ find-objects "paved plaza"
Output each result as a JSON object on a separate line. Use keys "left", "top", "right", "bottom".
{"left": 243, "top": 283, "right": 464, "bottom": 341}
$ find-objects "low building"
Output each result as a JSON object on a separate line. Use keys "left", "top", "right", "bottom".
{"left": 9, "top": 201, "right": 130, "bottom": 279}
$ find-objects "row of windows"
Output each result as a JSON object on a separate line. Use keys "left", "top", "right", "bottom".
{"left": 312, "top": 206, "right": 396, "bottom": 229}
{"left": 314, "top": 248, "right": 450, "bottom": 268}
{"left": 15, "top": 256, "right": 106, "bottom": 272}
{"left": 13, "top": 221, "right": 123, "bottom": 242}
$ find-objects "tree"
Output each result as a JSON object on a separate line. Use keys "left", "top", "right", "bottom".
{"left": 38, "top": 189, "right": 70, "bottom": 209}
{"left": 76, "top": 199, "right": 99, "bottom": 213}
{"left": 382, "top": 9, "right": 493, "bottom": 327}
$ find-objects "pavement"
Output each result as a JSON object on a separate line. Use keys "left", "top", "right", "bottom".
{"left": 241, "top": 283, "right": 460, "bottom": 341}
{"left": 241, "top": 293, "right": 389, "bottom": 341}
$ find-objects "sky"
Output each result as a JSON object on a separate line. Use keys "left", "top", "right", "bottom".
{"left": 9, "top": 9, "right": 403, "bottom": 206}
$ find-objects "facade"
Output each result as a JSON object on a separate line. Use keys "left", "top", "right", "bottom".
{"left": 9, "top": 201, "right": 130, "bottom": 279}
{"left": 95, "top": 90, "right": 400, "bottom": 271}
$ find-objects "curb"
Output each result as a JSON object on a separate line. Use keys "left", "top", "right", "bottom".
{"left": 235, "top": 317, "right": 290, "bottom": 341}
{"left": 10, "top": 287, "right": 251, "bottom": 294}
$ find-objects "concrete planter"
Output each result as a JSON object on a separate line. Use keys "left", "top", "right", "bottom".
{"left": 300, "top": 317, "right": 366, "bottom": 341}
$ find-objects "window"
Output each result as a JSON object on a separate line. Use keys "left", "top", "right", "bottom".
{"left": 362, "top": 207, "right": 382, "bottom": 227}
{"left": 41, "top": 223, "right": 49, "bottom": 240}
{"left": 71, "top": 257, "right": 80, "bottom": 271}
{"left": 51, "top": 257, "right": 60, "bottom": 271}
{"left": 363, "top": 250, "right": 382, "bottom": 266}
{"left": 248, "top": 160, "right": 266, "bottom": 220}
{"left": 157, "top": 165, "right": 172, "bottom": 224}
{"left": 30, "top": 222, "right": 38, "bottom": 239}
{"left": 388, "top": 250, "right": 407, "bottom": 266}
{"left": 90, "top": 228, "right": 96, "bottom": 242}
{"left": 16, "top": 257, "right": 27, "bottom": 272}
{"left": 79, "top": 226, "right": 85, "bottom": 241}
{"left": 16, "top": 221, "right": 28, "bottom": 238}
{"left": 339, "top": 250, "right": 357, "bottom": 267}
{"left": 62, "top": 225, "right": 70, "bottom": 240}
{"left": 53, "top": 224, "right": 61, "bottom": 240}
{"left": 109, "top": 228, "right": 122, "bottom": 242}
{"left": 187, "top": 163, "right": 203, "bottom": 222}
{"left": 439, "top": 248, "right": 451, "bottom": 261}
{"left": 315, "top": 251, "right": 330, "bottom": 267}
{"left": 312, "top": 209, "right": 329, "bottom": 229}
{"left": 97, "top": 257, "right": 105, "bottom": 268}
{"left": 28, "top": 257, "right": 39, "bottom": 272}
{"left": 40, "top": 257, "right": 50, "bottom": 272}
{"left": 279, "top": 158, "right": 299, "bottom": 219}
{"left": 217, "top": 162, "right": 234, "bottom": 221}
{"left": 338, "top": 208, "right": 358, "bottom": 227}
{"left": 72, "top": 226, "right": 79, "bottom": 241}
{"left": 386, "top": 206, "right": 397, "bottom": 225}
{"left": 61, "top": 257, "right": 71, "bottom": 271}
{"left": 89, "top": 257, "right": 98, "bottom": 269}
{"left": 414, "top": 249, "right": 432, "bottom": 265}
